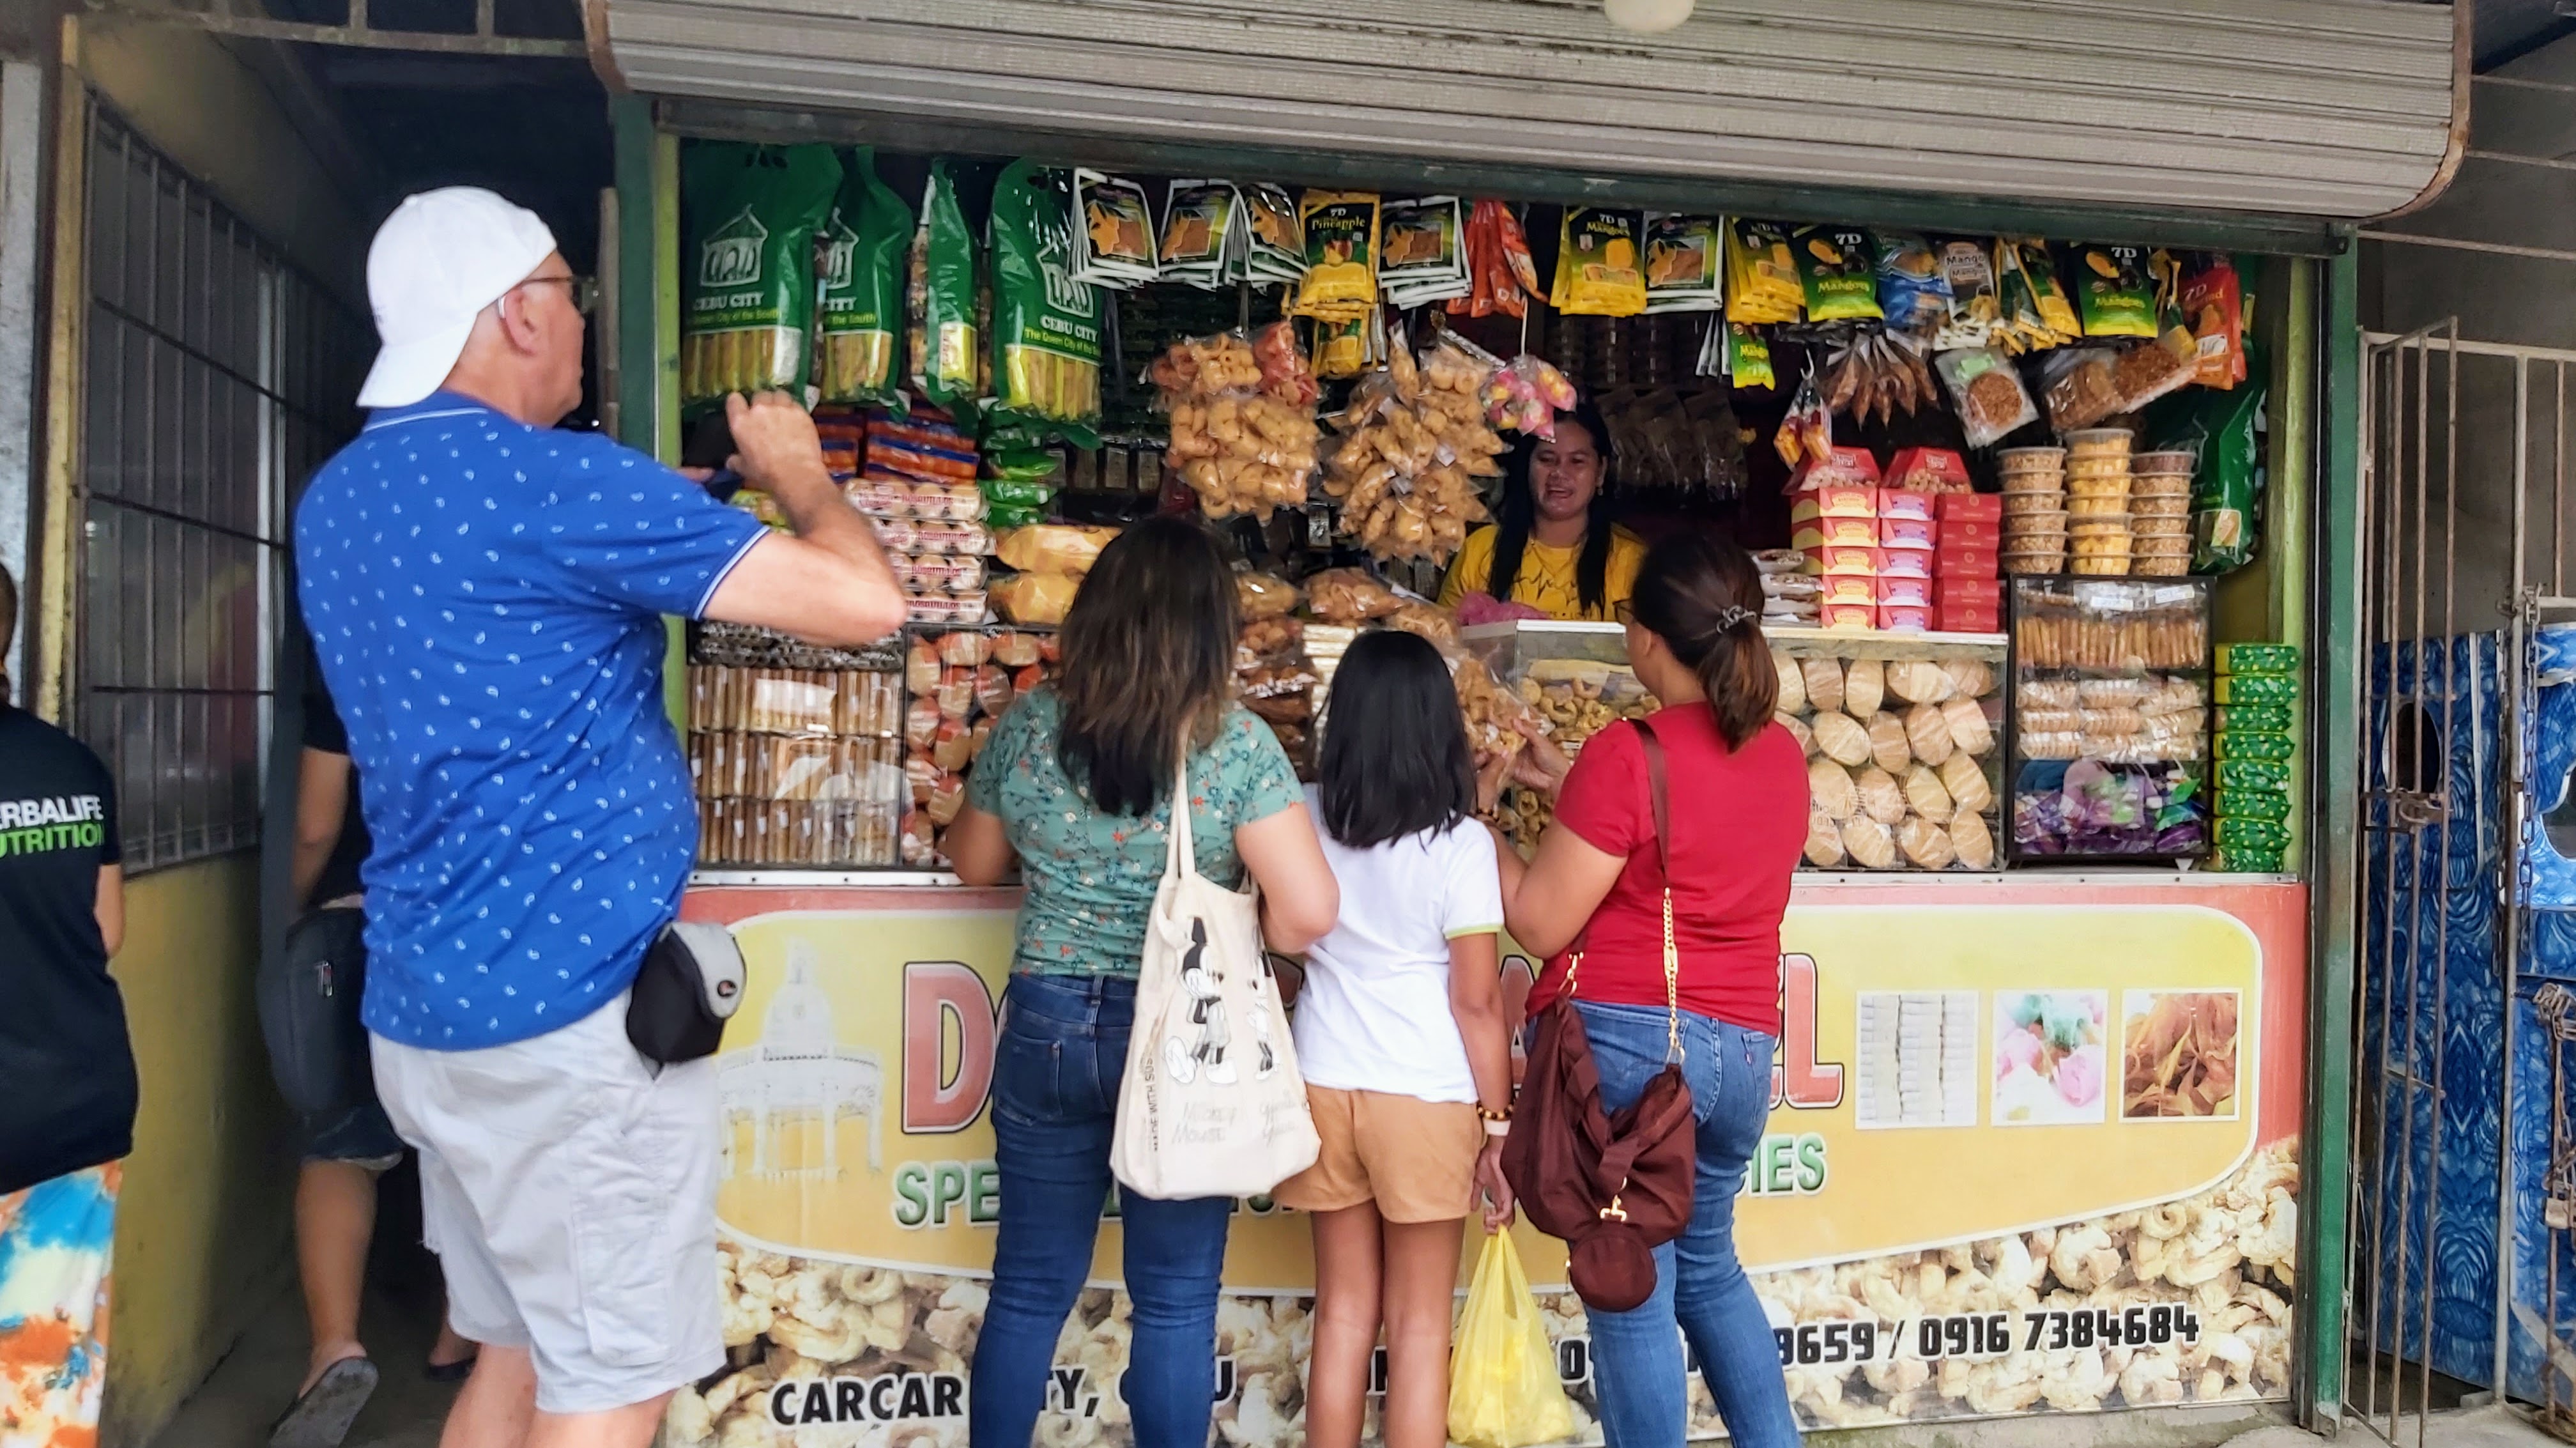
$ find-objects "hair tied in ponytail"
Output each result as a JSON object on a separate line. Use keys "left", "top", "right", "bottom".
{"left": 1627, "top": 530, "right": 1779, "bottom": 751}
{"left": 1713, "top": 605, "right": 1757, "bottom": 632}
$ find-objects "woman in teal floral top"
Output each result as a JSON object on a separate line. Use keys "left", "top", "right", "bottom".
{"left": 946, "top": 517, "right": 1338, "bottom": 1448}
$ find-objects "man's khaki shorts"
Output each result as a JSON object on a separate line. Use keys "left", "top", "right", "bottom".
{"left": 1273, "top": 1086, "right": 1483, "bottom": 1224}
{"left": 372, "top": 992, "right": 722, "bottom": 1415}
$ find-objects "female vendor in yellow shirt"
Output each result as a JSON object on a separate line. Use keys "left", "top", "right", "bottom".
{"left": 1438, "top": 401, "right": 1646, "bottom": 622}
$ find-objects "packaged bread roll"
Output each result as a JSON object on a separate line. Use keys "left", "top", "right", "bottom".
{"left": 1941, "top": 696, "right": 1996, "bottom": 755}
{"left": 1774, "top": 649, "right": 1807, "bottom": 715}
{"left": 1777, "top": 712, "right": 1815, "bottom": 758}
{"left": 1841, "top": 815, "right": 1897, "bottom": 870}
{"left": 1809, "top": 757, "right": 1859, "bottom": 820}
{"left": 1804, "top": 805, "right": 1846, "bottom": 867}
{"left": 1885, "top": 659, "right": 1954, "bottom": 705}
{"left": 1801, "top": 657, "right": 1846, "bottom": 714}
{"left": 1866, "top": 711, "right": 1912, "bottom": 774}
{"left": 1903, "top": 702, "right": 1954, "bottom": 766}
{"left": 1943, "top": 658, "right": 1995, "bottom": 699}
{"left": 1939, "top": 751, "right": 1993, "bottom": 815}
{"left": 1812, "top": 711, "right": 1872, "bottom": 768}
{"left": 1844, "top": 658, "right": 1886, "bottom": 719}
{"left": 1902, "top": 762, "right": 1956, "bottom": 822}
{"left": 1950, "top": 808, "right": 1996, "bottom": 869}
{"left": 1854, "top": 765, "right": 1907, "bottom": 825}
{"left": 1897, "top": 815, "right": 1957, "bottom": 869}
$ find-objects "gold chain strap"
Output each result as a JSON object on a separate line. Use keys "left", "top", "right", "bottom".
{"left": 1662, "top": 886, "right": 1682, "bottom": 1063}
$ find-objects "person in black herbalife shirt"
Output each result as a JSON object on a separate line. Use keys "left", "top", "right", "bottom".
{"left": 0, "top": 560, "right": 132, "bottom": 1444}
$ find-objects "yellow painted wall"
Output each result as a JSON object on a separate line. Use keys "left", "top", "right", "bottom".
{"left": 96, "top": 855, "right": 298, "bottom": 1448}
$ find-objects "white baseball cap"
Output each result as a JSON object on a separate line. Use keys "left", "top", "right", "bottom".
{"left": 357, "top": 187, "right": 560, "bottom": 408}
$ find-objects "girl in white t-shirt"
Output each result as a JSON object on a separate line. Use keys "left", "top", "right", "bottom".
{"left": 1274, "top": 629, "right": 1517, "bottom": 1448}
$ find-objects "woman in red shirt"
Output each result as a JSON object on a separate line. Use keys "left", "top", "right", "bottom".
{"left": 1491, "top": 530, "right": 1807, "bottom": 1448}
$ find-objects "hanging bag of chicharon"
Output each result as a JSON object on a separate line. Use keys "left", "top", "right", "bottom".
{"left": 678, "top": 141, "right": 838, "bottom": 410}
{"left": 1109, "top": 755, "right": 1320, "bottom": 1199}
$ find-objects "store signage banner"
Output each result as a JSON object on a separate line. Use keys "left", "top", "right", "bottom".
{"left": 669, "top": 879, "right": 2303, "bottom": 1445}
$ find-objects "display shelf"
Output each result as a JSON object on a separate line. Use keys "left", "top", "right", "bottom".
{"left": 2005, "top": 576, "right": 2214, "bottom": 864}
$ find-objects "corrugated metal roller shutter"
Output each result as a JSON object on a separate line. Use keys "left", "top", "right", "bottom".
{"left": 592, "top": 0, "right": 2462, "bottom": 227}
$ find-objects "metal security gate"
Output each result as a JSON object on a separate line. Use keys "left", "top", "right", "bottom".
{"left": 2351, "top": 324, "right": 2576, "bottom": 1442}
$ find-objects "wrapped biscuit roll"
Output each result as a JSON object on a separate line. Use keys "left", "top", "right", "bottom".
{"left": 1885, "top": 659, "right": 1955, "bottom": 705}
{"left": 1804, "top": 805, "right": 1846, "bottom": 867}
{"left": 1938, "top": 751, "right": 1993, "bottom": 816}
{"left": 1942, "top": 657, "right": 1995, "bottom": 700}
{"left": 1941, "top": 696, "right": 1997, "bottom": 756}
{"left": 1809, "top": 757, "right": 1860, "bottom": 820}
{"left": 1844, "top": 658, "right": 1886, "bottom": 718}
{"left": 1841, "top": 815, "right": 1897, "bottom": 870}
{"left": 1854, "top": 765, "right": 1908, "bottom": 826}
{"left": 1867, "top": 711, "right": 1913, "bottom": 774}
{"left": 1897, "top": 815, "right": 1957, "bottom": 869}
{"left": 1902, "top": 762, "right": 1956, "bottom": 823}
{"left": 1774, "top": 649, "right": 1807, "bottom": 715}
{"left": 1951, "top": 808, "right": 1997, "bottom": 869}
{"left": 1801, "top": 657, "right": 1846, "bottom": 714}
{"left": 1777, "top": 712, "right": 1815, "bottom": 758}
{"left": 1903, "top": 703, "right": 1954, "bottom": 766}
{"left": 1812, "top": 711, "right": 1873, "bottom": 768}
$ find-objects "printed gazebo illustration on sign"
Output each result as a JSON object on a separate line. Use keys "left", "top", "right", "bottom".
{"left": 717, "top": 939, "right": 884, "bottom": 1180}
{"left": 700, "top": 206, "right": 767, "bottom": 289}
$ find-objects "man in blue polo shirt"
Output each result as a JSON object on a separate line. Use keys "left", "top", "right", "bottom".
{"left": 295, "top": 187, "right": 904, "bottom": 1448}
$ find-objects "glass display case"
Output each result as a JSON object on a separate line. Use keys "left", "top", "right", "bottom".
{"left": 2005, "top": 577, "right": 2213, "bottom": 861}
{"left": 1462, "top": 620, "right": 2009, "bottom": 872}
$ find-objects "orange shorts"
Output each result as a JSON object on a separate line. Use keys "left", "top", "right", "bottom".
{"left": 1273, "top": 1086, "right": 1483, "bottom": 1224}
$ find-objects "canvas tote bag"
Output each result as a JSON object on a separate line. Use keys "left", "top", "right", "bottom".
{"left": 1108, "top": 755, "right": 1320, "bottom": 1199}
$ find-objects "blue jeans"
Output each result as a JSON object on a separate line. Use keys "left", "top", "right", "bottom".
{"left": 1574, "top": 1001, "right": 1802, "bottom": 1448}
{"left": 969, "top": 973, "right": 1234, "bottom": 1448}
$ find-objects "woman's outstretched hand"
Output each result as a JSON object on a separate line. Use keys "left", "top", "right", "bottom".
{"left": 1506, "top": 720, "right": 1573, "bottom": 797}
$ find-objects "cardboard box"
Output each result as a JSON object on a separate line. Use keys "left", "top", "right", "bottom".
{"left": 1791, "top": 445, "right": 1883, "bottom": 488}
{"left": 1876, "top": 575, "right": 1934, "bottom": 608}
{"left": 1816, "top": 574, "right": 1878, "bottom": 606}
{"left": 1880, "top": 515, "right": 1938, "bottom": 550}
{"left": 1879, "top": 543, "right": 1935, "bottom": 579}
{"left": 1936, "top": 605, "right": 2000, "bottom": 635}
{"left": 1888, "top": 447, "right": 1972, "bottom": 496}
{"left": 1800, "top": 544, "right": 1883, "bottom": 576}
{"left": 1877, "top": 488, "right": 1936, "bottom": 522}
{"left": 1935, "top": 491, "right": 2003, "bottom": 523}
{"left": 1791, "top": 518, "right": 1879, "bottom": 550}
{"left": 1931, "top": 543, "right": 2000, "bottom": 579}
{"left": 1936, "top": 518, "right": 2005, "bottom": 551}
{"left": 1821, "top": 603, "right": 1878, "bottom": 631}
{"left": 1878, "top": 604, "right": 1934, "bottom": 633}
{"left": 1790, "top": 484, "right": 1879, "bottom": 521}
{"left": 1936, "top": 578, "right": 2003, "bottom": 608}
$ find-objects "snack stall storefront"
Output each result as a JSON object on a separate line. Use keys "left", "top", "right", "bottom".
{"left": 579, "top": 4, "right": 2460, "bottom": 1443}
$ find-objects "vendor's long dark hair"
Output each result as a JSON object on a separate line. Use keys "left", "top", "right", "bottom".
{"left": 1317, "top": 630, "right": 1475, "bottom": 849}
{"left": 1483, "top": 402, "right": 1618, "bottom": 619}
{"left": 1628, "top": 531, "right": 1778, "bottom": 751}
{"left": 1053, "top": 516, "right": 1238, "bottom": 817}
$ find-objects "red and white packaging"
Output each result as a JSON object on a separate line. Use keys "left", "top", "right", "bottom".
{"left": 1878, "top": 544, "right": 1935, "bottom": 580}
{"left": 1878, "top": 605, "right": 1934, "bottom": 633}
{"left": 1932, "top": 543, "right": 1999, "bottom": 580}
{"left": 1935, "top": 491, "right": 2003, "bottom": 523}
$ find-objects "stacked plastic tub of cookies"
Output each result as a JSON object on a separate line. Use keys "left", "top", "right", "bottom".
{"left": 1997, "top": 447, "right": 2067, "bottom": 576}
{"left": 2063, "top": 429, "right": 2133, "bottom": 577}
{"left": 2128, "top": 449, "right": 2196, "bottom": 578}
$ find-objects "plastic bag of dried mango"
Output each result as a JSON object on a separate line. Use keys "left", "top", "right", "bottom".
{"left": 1448, "top": 1233, "right": 1576, "bottom": 1448}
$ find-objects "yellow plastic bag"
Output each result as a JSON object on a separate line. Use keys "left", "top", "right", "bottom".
{"left": 1448, "top": 1233, "right": 1577, "bottom": 1448}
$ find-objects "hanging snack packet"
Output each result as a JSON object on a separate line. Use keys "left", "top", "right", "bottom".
{"left": 1930, "top": 238, "right": 2000, "bottom": 348}
{"left": 1775, "top": 369, "right": 1831, "bottom": 468}
{"left": 1236, "top": 183, "right": 1307, "bottom": 286}
{"left": 2183, "top": 256, "right": 2247, "bottom": 389}
{"left": 1726, "top": 321, "right": 1776, "bottom": 390}
{"left": 2016, "top": 239, "right": 2083, "bottom": 341}
{"left": 1934, "top": 345, "right": 2039, "bottom": 448}
{"left": 1449, "top": 199, "right": 1537, "bottom": 319}
{"left": 1158, "top": 180, "right": 1237, "bottom": 289}
{"left": 2039, "top": 346, "right": 2123, "bottom": 432}
{"left": 2071, "top": 243, "right": 2156, "bottom": 338}
{"left": 1070, "top": 169, "right": 1158, "bottom": 289}
{"left": 1549, "top": 206, "right": 1648, "bottom": 316}
{"left": 2177, "top": 371, "right": 2267, "bottom": 573}
{"left": 1643, "top": 213, "right": 1724, "bottom": 313}
{"left": 1312, "top": 310, "right": 1377, "bottom": 380}
{"left": 908, "top": 160, "right": 979, "bottom": 408}
{"left": 1793, "top": 225, "right": 1882, "bottom": 323}
{"left": 815, "top": 147, "right": 912, "bottom": 408}
{"left": 988, "top": 160, "right": 1105, "bottom": 442}
{"left": 1292, "top": 190, "right": 1381, "bottom": 322}
{"left": 1724, "top": 218, "right": 1804, "bottom": 324}
{"left": 1874, "top": 232, "right": 1951, "bottom": 335}
{"left": 680, "top": 141, "right": 840, "bottom": 408}
{"left": 1378, "top": 196, "right": 1470, "bottom": 309}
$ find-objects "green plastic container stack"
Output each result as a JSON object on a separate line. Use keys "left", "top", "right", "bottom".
{"left": 2209, "top": 643, "right": 2300, "bottom": 872}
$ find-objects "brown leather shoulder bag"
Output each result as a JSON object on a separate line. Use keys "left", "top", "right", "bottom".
{"left": 1501, "top": 719, "right": 1697, "bottom": 1313}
